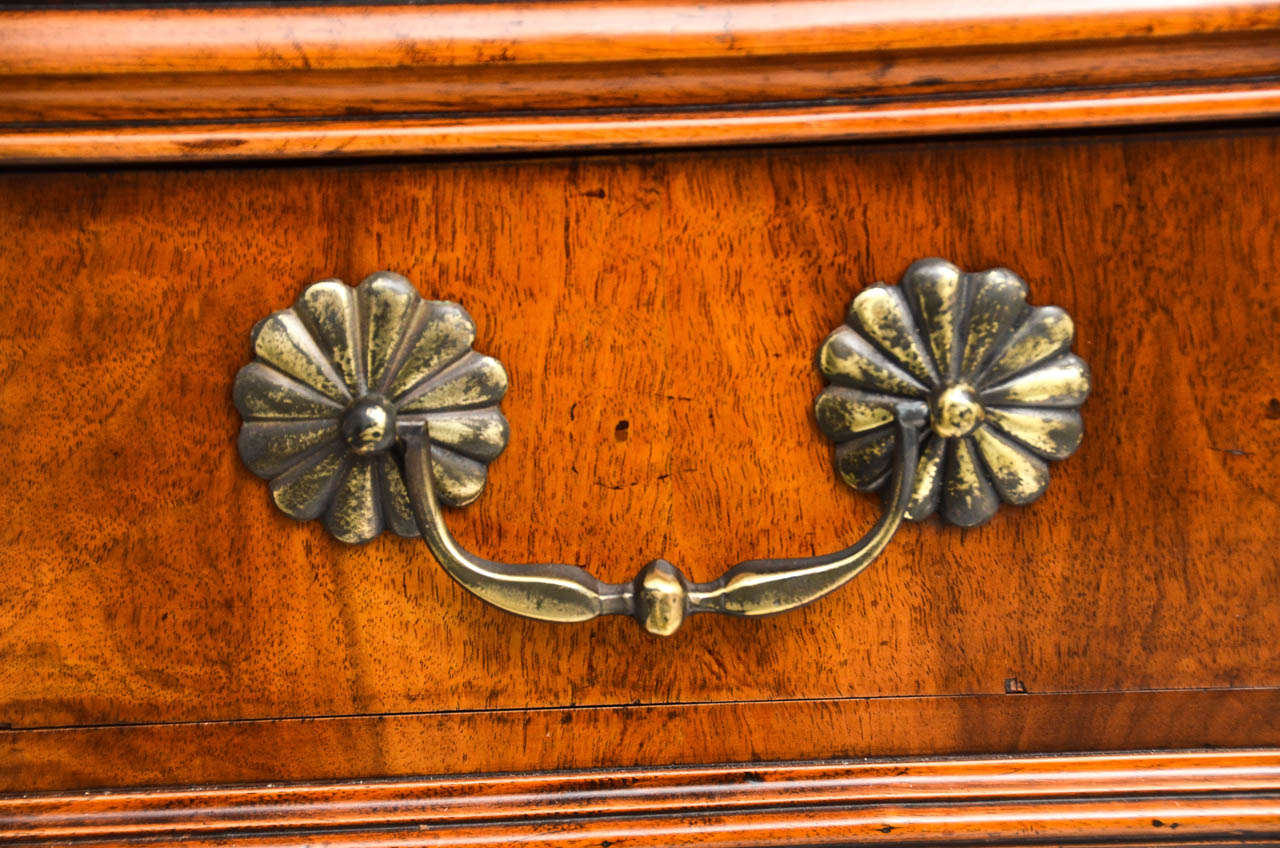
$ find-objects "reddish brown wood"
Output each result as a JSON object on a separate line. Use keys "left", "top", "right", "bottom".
{"left": 2, "top": 129, "right": 1278, "bottom": 736}
{"left": 4, "top": 37, "right": 1280, "bottom": 124}
{"left": 1, "top": 3, "right": 1277, "bottom": 831}
{"left": 6, "top": 83, "right": 1280, "bottom": 164}
{"left": 3, "top": 750, "right": 1279, "bottom": 847}
{"left": 6, "top": 1, "right": 1276, "bottom": 74}
{"left": 5, "top": 690, "right": 1280, "bottom": 793}
{"left": 1, "top": 1, "right": 1280, "bottom": 161}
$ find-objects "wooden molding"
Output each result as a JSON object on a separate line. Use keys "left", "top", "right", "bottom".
{"left": 3, "top": 750, "right": 1279, "bottom": 846}
{"left": 2, "top": 1, "right": 1280, "bottom": 162}
{"left": 6, "top": 83, "right": 1280, "bottom": 164}
{"left": 5, "top": 0, "right": 1279, "bottom": 74}
{"left": 7, "top": 690, "right": 1280, "bottom": 794}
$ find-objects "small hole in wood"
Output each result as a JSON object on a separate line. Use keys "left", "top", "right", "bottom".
{"left": 614, "top": 420, "right": 630, "bottom": 441}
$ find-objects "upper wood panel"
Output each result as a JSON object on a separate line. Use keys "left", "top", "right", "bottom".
{"left": 2, "top": 1, "right": 1280, "bottom": 161}
{"left": 0, "top": 128, "right": 1277, "bottom": 728}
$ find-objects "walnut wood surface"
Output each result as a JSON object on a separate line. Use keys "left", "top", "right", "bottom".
{"left": 0, "top": 128, "right": 1277, "bottom": 738}
{"left": 5, "top": 691, "right": 1280, "bottom": 792}
{"left": 9, "top": 0, "right": 1278, "bottom": 74}
{"left": 2, "top": 1, "right": 1280, "bottom": 161}
{"left": 8, "top": 84, "right": 1280, "bottom": 165}
{"left": 4, "top": 751, "right": 1280, "bottom": 847}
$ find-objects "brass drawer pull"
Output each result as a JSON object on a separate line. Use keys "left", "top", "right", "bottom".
{"left": 235, "top": 260, "right": 1089, "bottom": 635}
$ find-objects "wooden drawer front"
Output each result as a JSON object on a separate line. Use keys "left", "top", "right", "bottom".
{"left": 1, "top": 130, "right": 1277, "bottom": 750}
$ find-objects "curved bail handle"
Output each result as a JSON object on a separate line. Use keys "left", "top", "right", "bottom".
{"left": 401, "top": 401, "right": 926, "bottom": 636}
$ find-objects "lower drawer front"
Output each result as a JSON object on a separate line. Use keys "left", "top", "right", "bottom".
{"left": 0, "top": 129, "right": 1277, "bottom": 784}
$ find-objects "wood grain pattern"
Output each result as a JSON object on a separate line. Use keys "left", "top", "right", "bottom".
{"left": 9, "top": 0, "right": 1279, "bottom": 74}
{"left": 7, "top": 83, "right": 1280, "bottom": 165}
{"left": 4, "top": 750, "right": 1280, "bottom": 847}
{"left": 6, "top": 39, "right": 1280, "bottom": 124}
{"left": 5, "top": 690, "right": 1280, "bottom": 792}
{"left": 0, "top": 128, "right": 1278, "bottom": 737}
{"left": 2, "top": 1, "right": 1280, "bottom": 161}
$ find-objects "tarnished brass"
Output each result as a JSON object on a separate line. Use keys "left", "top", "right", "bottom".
{"left": 236, "top": 261, "right": 1089, "bottom": 633}
{"left": 815, "top": 258, "right": 1090, "bottom": 526}
{"left": 400, "top": 411, "right": 922, "bottom": 635}
{"left": 234, "top": 273, "right": 509, "bottom": 544}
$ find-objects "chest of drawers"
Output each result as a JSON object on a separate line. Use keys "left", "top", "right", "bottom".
{"left": 1, "top": 2, "right": 1279, "bottom": 845}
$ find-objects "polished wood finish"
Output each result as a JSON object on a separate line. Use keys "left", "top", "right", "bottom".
{"left": 6, "top": 691, "right": 1280, "bottom": 792}
{"left": 5, "top": 750, "right": 1280, "bottom": 847}
{"left": 2, "top": 7, "right": 1277, "bottom": 845}
{"left": 1, "top": 129, "right": 1278, "bottom": 742}
{"left": 9, "top": 84, "right": 1280, "bottom": 164}
{"left": 10, "top": 0, "right": 1279, "bottom": 73}
{"left": 2, "top": 1, "right": 1280, "bottom": 161}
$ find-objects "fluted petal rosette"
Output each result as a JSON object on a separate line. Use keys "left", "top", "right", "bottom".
{"left": 815, "top": 259, "right": 1090, "bottom": 527}
{"left": 235, "top": 272, "right": 509, "bottom": 544}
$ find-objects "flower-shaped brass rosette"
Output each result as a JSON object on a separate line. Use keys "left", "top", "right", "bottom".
{"left": 234, "top": 261, "right": 1090, "bottom": 635}
{"left": 234, "top": 272, "right": 508, "bottom": 544}
{"left": 814, "top": 259, "right": 1090, "bottom": 527}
